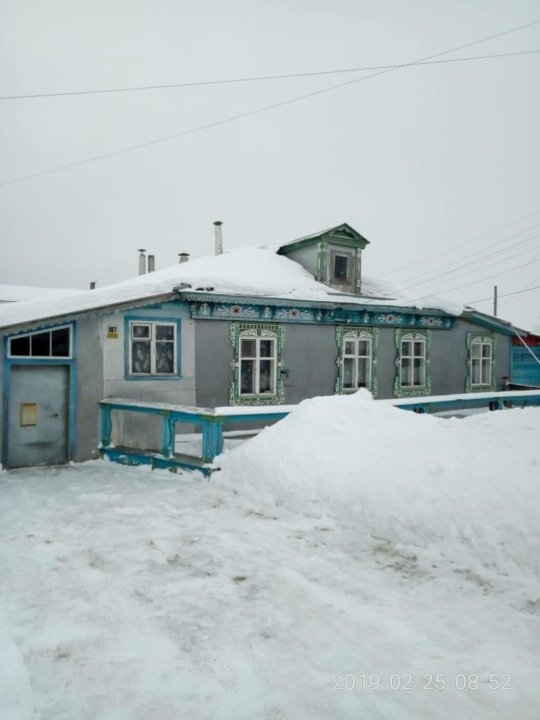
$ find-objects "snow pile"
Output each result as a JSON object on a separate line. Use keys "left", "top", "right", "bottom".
{"left": 0, "top": 610, "right": 33, "bottom": 720}
{"left": 217, "top": 391, "right": 540, "bottom": 578}
{"left": 1, "top": 440, "right": 539, "bottom": 718}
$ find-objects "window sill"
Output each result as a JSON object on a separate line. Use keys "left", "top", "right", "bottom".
{"left": 125, "top": 374, "right": 182, "bottom": 381}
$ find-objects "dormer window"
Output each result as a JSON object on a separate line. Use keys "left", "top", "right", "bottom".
{"left": 334, "top": 254, "right": 349, "bottom": 281}
{"left": 277, "top": 223, "right": 370, "bottom": 295}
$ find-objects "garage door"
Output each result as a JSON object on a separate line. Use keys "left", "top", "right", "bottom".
{"left": 7, "top": 365, "right": 69, "bottom": 468}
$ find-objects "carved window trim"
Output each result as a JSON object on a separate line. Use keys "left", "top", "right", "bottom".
{"left": 394, "top": 329, "right": 432, "bottom": 397}
{"left": 335, "top": 326, "right": 378, "bottom": 396}
{"left": 466, "top": 333, "right": 496, "bottom": 392}
{"left": 229, "top": 323, "right": 285, "bottom": 405}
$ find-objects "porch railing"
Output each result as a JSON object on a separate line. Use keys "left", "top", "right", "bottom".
{"left": 100, "top": 390, "right": 540, "bottom": 474}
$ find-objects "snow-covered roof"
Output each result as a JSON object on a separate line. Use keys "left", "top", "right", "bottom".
{"left": 0, "top": 284, "right": 82, "bottom": 304}
{"left": 0, "top": 246, "right": 463, "bottom": 331}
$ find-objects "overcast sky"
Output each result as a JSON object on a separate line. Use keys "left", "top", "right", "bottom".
{"left": 1, "top": 0, "right": 538, "bottom": 330}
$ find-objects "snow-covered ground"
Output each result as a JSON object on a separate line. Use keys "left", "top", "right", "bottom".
{"left": 1, "top": 393, "right": 539, "bottom": 719}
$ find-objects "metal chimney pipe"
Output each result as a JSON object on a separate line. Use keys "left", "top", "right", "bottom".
{"left": 178, "top": 253, "right": 190, "bottom": 264}
{"left": 214, "top": 221, "right": 223, "bottom": 255}
{"left": 148, "top": 254, "right": 155, "bottom": 273}
{"left": 138, "top": 248, "right": 147, "bottom": 275}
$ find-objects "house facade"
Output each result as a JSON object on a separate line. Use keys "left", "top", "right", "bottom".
{"left": 0, "top": 223, "right": 531, "bottom": 470}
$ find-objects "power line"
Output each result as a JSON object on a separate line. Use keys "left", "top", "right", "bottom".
{"left": 365, "top": 256, "right": 540, "bottom": 307}
{"left": 403, "top": 257, "right": 540, "bottom": 302}
{"left": 1, "top": 18, "right": 538, "bottom": 187}
{"left": 465, "top": 284, "right": 540, "bottom": 304}
{"left": 391, "top": 230, "right": 540, "bottom": 293}
{"left": 383, "top": 211, "right": 540, "bottom": 278}
{"left": 2, "top": 49, "right": 538, "bottom": 100}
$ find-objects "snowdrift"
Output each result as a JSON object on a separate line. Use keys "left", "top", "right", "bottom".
{"left": 0, "top": 610, "right": 33, "bottom": 720}
{"left": 217, "top": 391, "right": 540, "bottom": 580}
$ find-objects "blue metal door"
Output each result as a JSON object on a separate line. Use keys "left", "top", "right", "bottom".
{"left": 7, "top": 365, "right": 69, "bottom": 468}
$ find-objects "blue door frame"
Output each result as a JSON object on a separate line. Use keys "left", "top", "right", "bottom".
{"left": 2, "top": 325, "right": 77, "bottom": 468}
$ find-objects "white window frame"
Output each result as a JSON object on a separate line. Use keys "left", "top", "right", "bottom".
{"left": 238, "top": 333, "right": 277, "bottom": 397}
{"left": 399, "top": 335, "right": 426, "bottom": 388}
{"left": 470, "top": 337, "right": 492, "bottom": 387}
{"left": 466, "top": 334, "right": 495, "bottom": 392}
{"left": 129, "top": 321, "right": 177, "bottom": 376}
{"left": 342, "top": 336, "right": 372, "bottom": 392}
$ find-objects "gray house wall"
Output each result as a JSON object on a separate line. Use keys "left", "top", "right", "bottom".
{"left": 0, "top": 299, "right": 513, "bottom": 470}
{"left": 280, "top": 247, "right": 318, "bottom": 279}
{"left": 101, "top": 301, "right": 196, "bottom": 448}
{"left": 194, "top": 317, "right": 511, "bottom": 407}
{"left": 75, "top": 315, "right": 103, "bottom": 461}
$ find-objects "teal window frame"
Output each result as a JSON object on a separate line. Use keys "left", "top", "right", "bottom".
{"left": 394, "top": 329, "right": 432, "bottom": 398}
{"left": 229, "top": 323, "right": 285, "bottom": 405}
{"left": 335, "top": 326, "right": 378, "bottom": 396}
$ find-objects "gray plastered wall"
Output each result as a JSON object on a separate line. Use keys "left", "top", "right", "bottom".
{"left": 194, "top": 316, "right": 511, "bottom": 407}
{"left": 102, "top": 301, "right": 196, "bottom": 447}
{"left": 75, "top": 315, "right": 104, "bottom": 461}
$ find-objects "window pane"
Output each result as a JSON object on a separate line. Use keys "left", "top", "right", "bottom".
{"left": 334, "top": 255, "right": 348, "bottom": 280}
{"left": 259, "top": 339, "right": 274, "bottom": 358}
{"left": 471, "top": 342, "right": 482, "bottom": 359}
{"left": 357, "top": 340, "right": 370, "bottom": 357}
{"left": 240, "top": 339, "right": 256, "bottom": 358}
{"left": 132, "top": 341, "right": 151, "bottom": 373}
{"left": 413, "top": 357, "right": 424, "bottom": 385}
{"left": 471, "top": 359, "right": 481, "bottom": 384}
{"left": 51, "top": 328, "right": 70, "bottom": 356}
{"left": 357, "top": 358, "right": 370, "bottom": 388}
{"left": 413, "top": 341, "right": 424, "bottom": 357}
{"left": 240, "top": 359, "right": 255, "bottom": 394}
{"left": 155, "top": 342, "right": 174, "bottom": 373}
{"left": 344, "top": 340, "right": 355, "bottom": 355}
{"left": 259, "top": 360, "right": 274, "bottom": 393}
{"left": 482, "top": 343, "right": 491, "bottom": 359}
{"left": 31, "top": 332, "right": 51, "bottom": 356}
{"left": 402, "top": 341, "right": 412, "bottom": 356}
{"left": 401, "top": 357, "right": 412, "bottom": 386}
{"left": 10, "top": 335, "right": 30, "bottom": 356}
{"left": 481, "top": 359, "right": 491, "bottom": 384}
{"left": 156, "top": 324, "right": 174, "bottom": 341}
{"left": 132, "top": 324, "right": 150, "bottom": 339}
{"left": 343, "top": 358, "right": 354, "bottom": 389}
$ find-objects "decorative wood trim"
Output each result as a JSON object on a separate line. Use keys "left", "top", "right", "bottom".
{"left": 393, "top": 328, "right": 432, "bottom": 397}
{"left": 465, "top": 332, "right": 497, "bottom": 393}
{"left": 229, "top": 323, "right": 285, "bottom": 405}
{"left": 187, "top": 296, "right": 456, "bottom": 329}
{"left": 335, "top": 326, "right": 379, "bottom": 396}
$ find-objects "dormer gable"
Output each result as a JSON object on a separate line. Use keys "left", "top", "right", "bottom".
{"left": 277, "top": 223, "right": 370, "bottom": 295}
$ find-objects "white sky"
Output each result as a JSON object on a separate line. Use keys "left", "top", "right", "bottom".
{"left": 1, "top": 0, "right": 539, "bottom": 330}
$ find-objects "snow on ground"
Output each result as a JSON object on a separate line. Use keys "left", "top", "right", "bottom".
{"left": 1, "top": 394, "right": 539, "bottom": 719}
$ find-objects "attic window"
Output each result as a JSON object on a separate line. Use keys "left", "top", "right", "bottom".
{"left": 334, "top": 255, "right": 349, "bottom": 281}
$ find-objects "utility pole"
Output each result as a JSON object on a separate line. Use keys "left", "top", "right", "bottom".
{"left": 493, "top": 285, "right": 498, "bottom": 317}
